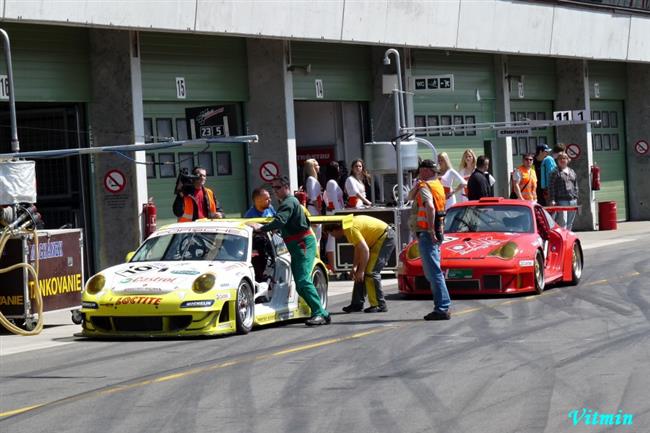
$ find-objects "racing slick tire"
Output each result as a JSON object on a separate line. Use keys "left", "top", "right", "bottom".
{"left": 570, "top": 242, "right": 583, "bottom": 286}
{"left": 312, "top": 266, "right": 328, "bottom": 310}
{"left": 235, "top": 279, "right": 254, "bottom": 334}
{"left": 534, "top": 251, "right": 545, "bottom": 295}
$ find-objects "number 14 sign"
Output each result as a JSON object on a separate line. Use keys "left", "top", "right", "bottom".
{"left": 553, "top": 110, "right": 589, "bottom": 122}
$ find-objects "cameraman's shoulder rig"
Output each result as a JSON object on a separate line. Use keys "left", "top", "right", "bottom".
{"left": 415, "top": 179, "right": 446, "bottom": 242}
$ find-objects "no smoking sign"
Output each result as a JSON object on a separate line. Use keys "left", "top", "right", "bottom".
{"left": 634, "top": 140, "right": 649, "bottom": 156}
{"left": 104, "top": 169, "right": 126, "bottom": 194}
{"left": 566, "top": 143, "right": 581, "bottom": 160}
{"left": 259, "top": 161, "right": 280, "bottom": 182}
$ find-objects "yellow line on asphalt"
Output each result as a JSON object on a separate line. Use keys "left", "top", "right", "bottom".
{"left": 0, "top": 272, "right": 638, "bottom": 420}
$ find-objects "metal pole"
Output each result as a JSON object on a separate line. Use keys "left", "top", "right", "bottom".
{"left": 0, "top": 29, "right": 19, "bottom": 153}
{"left": 384, "top": 48, "right": 406, "bottom": 130}
{"left": 393, "top": 89, "right": 404, "bottom": 208}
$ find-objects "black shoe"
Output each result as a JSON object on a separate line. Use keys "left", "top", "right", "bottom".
{"left": 342, "top": 304, "right": 363, "bottom": 313}
{"left": 306, "top": 315, "right": 331, "bottom": 326}
{"left": 423, "top": 310, "right": 451, "bottom": 321}
{"left": 364, "top": 305, "right": 388, "bottom": 313}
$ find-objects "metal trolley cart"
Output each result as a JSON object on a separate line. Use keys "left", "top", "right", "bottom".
{"left": 332, "top": 207, "right": 412, "bottom": 273}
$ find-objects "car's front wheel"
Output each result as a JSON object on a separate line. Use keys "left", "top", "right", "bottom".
{"left": 534, "top": 251, "right": 545, "bottom": 295}
{"left": 235, "top": 280, "right": 254, "bottom": 334}
{"left": 312, "top": 266, "right": 328, "bottom": 310}
{"left": 570, "top": 243, "right": 583, "bottom": 285}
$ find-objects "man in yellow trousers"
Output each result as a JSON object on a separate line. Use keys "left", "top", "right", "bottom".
{"left": 324, "top": 215, "right": 395, "bottom": 313}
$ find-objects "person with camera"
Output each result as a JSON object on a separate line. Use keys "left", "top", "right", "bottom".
{"left": 173, "top": 166, "right": 223, "bottom": 222}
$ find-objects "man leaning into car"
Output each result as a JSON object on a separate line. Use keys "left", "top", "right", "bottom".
{"left": 408, "top": 159, "right": 452, "bottom": 321}
{"left": 252, "top": 176, "right": 331, "bottom": 326}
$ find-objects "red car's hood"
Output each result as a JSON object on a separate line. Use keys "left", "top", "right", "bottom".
{"left": 442, "top": 232, "right": 536, "bottom": 259}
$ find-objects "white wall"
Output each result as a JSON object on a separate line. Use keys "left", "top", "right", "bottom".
{"left": 5, "top": 0, "right": 650, "bottom": 63}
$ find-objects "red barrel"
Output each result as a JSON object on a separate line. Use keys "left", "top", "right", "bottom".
{"left": 598, "top": 201, "right": 617, "bottom": 231}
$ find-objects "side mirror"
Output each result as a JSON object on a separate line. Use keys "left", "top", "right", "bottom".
{"left": 125, "top": 251, "right": 135, "bottom": 262}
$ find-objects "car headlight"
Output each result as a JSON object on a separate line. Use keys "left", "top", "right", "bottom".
{"left": 406, "top": 243, "right": 420, "bottom": 260}
{"left": 85, "top": 274, "right": 106, "bottom": 295}
{"left": 192, "top": 273, "right": 216, "bottom": 293}
{"left": 488, "top": 241, "right": 518, "bottom": 260}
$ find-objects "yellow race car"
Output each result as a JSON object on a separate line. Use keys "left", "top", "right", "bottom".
{"left": 80, "top": 217, "right": 346, "bottom": 338}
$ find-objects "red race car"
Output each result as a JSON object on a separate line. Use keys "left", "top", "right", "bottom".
{"left": 397, "top": 197, "right": 583, "bottom": 296}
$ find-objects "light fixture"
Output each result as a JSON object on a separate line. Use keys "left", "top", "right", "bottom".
{"left": 287, "top": 63, "right": 311, "bottom": 73}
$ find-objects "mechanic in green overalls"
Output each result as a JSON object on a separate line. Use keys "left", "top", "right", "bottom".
{"left": 256, "top": 175, "right": 331, "bottom": 326}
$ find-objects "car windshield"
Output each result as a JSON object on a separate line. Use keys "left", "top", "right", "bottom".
{"left": 445, "top": 205, "right": 533, "bottom": 233}
{"left": 130, "top": 231, "right": 249, "bottom": 262}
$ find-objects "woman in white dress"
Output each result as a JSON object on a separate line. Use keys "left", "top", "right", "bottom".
{"left": 345, "top": 159, "right": 372, "bottom": 208}
{"left": 438, "top": 152, "right": 467, "bottom": 211}
{"left": 303, "top": 158, "right": 322, "bottom": 242}
{"left": 323, "top": 161, "right": 345, "bottom": 273}
{"left": 457, "top": 148, "right": 477, "bottom": 203}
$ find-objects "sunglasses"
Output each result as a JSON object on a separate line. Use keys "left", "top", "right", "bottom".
{"left": 272, "top": 185, "right": 283, "bottom": 190}
{"left": 524, "top": 158, "right": 533, "bottom": 161}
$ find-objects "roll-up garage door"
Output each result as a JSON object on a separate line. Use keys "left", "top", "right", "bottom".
{"left": 591, "top": 100, "right": 627, "bottom": 221}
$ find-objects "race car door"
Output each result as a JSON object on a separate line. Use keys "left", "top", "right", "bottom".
{"left": 534, "top": 206, "right": 564, "bottom": 281}
{"left": 269, "top": 233, "right": 297, "bottom": 308}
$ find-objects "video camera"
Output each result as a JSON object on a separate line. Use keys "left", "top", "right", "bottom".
{"left": 175, "top": 168, "right": 200, "bottom": 195}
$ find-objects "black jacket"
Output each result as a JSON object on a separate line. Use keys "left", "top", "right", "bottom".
{"left": 467, "top": 169, "right": 493, "bottom": 200}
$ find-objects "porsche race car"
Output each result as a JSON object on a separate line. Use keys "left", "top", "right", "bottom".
{"left": 80, "top": 220, "right": 332, "bottom": 337}
{"left": 398, "top": 197, "right": 583, "bottom": 296}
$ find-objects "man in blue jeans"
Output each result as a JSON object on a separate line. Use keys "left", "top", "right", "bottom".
{"left": 408, "top": 159, "right": 452, "bottom": 320}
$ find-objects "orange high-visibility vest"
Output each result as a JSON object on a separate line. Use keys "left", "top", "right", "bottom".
{"left": 415, "top": 179, "right": 446, "bottom": 230}
{"left": 515, "top": 165, "right": 537, "bottom": 201}
{"left": 178, "top": 188, "right": 218, "bottom": 222}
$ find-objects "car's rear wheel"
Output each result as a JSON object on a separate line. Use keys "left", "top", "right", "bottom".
{"left": 570, "top": 243, "right": 583, "bottom": 285}
{"left": 312, "top": 266, "right": 328, "bottom": 310}
{"left": 534, "top": 251, "right": 545, "bottom": 295}
{"left": 235, "top": 280, "right": 254, "bottom": 334}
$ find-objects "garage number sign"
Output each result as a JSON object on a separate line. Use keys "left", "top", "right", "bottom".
{"left": 175, "top": 77, "right": 186, "bottom": 99}
{"left": 0, "top": 75, "right": 9, "bottom": 100}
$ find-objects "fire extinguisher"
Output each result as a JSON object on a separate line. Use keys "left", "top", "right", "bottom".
{"left": 143, "top": 198, "right": 157, "bottom": 239}
{"left": 591, "top": 164, "right": 601, "bottom": 191}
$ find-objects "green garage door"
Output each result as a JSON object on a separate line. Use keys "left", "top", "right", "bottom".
{"left": 509, "top": 101, "right": 555, "bottom": 158}
{"left": 591, "top": 100, "right": 627, "bottom": 220}
{"left": 411, "top": 50, "right": 495, "bottom": 165}
{"left": 140, "top": 33, "right": 249, "bottom": 224}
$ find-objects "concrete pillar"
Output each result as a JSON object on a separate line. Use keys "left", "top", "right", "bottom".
{"left": 369, "top": 46, "right": 400, "bottom": 143}
{"left": 89, "top": 30, "right": 148, "bottom": 270}
{"left": 625, "top": 63, "right": 650, "bottom": 220}
{"left": 493, "top": 55, "right": 514, "bottom": 197}
{"left": 555, "top": 59, "right": 596, "bottom": 230}
{"left": 246, "top": 39, "right": 298, "bottom": 193}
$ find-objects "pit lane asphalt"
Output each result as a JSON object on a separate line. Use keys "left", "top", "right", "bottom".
{"left": 1, "top": 222, "right": 649, "bottom": 433}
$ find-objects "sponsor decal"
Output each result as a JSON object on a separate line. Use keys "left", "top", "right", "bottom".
{"left": 118, "top": 276, "right": 177, "bottom": 284}
{"left": 0, "top": 295, "right": 23, "bottom": 306}
{"left": 171, "top": 270, "right": 201, "bottom": 276}
{"left": 448, "top": 237, "right": 502, "bottom": 256}
{"left": 519, "top": 259, "right": 535, "bottom": 267}
{"left": 29, "top": 241, "right": 63, "bottom": 261}
{"left": 28, "top": 273, "right": 82, "bottom": 297}
{"left": 116, "top": 264, "right": 166, "bottom": 277}
{"left": 114, "top": 296, "right": 162, "bottom": 306}
{"left": 81, "top": 301, "right": 98, "bottom": 309}
{"left": 215, "top": 293, "right": 231, "bottom": 300}
{"left": 218, "top": 323, "right": 232, "bottom": 329}
{"left": 181, "top": 300, "right": 214, "bottom": 308}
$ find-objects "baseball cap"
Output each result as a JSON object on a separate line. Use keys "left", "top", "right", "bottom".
{"left": 536, "top": 144, "right": 552, "bottom": 153}
{"left": 418, "top": 159, "right": 440, "bottom": 172}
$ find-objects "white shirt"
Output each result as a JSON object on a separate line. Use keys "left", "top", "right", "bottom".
{"left": 305, "top": 176, "right": 321, "bottom": 215}
{"left": 440, "top": 168, "right": 467, "bottom": 210}
{"left": 457, "top": 167, "right": 474, "bottom": 203}
{"left": 345, "top": 176, "right": 366, "bottom": 208}
{"left": 324, "top": 179, "right": 344, "bottom": 214}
